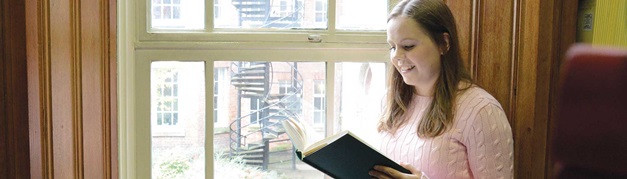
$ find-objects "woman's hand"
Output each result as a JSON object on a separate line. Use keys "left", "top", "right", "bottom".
{"left": 369, "top": 162, "right": 424, "bottom": 179}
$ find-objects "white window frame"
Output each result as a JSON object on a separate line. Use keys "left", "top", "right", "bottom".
{"left": 118, "top": 0, "right": 394, "bottom": 178}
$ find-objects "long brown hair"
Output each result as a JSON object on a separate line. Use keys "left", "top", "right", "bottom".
{"left": 378, "top": 0, "right": 472, "bottom": 138}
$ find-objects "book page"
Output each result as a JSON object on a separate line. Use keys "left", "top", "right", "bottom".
{"left": 281, "top": 119, "right": 305, "bottom": 151}
{"left": 303, "top": 130, "right": 348, "bottom": 157}
{"left": 298, "top": 119, "right": 322, "bottom": 149}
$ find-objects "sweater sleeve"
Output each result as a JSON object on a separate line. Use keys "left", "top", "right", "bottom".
{"left": 463, "top": 104, "right": 514, "bottom": 179}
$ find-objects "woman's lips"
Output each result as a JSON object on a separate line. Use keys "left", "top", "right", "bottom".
{"left": 400, "top": 65, "right": 416, "bottom": 73}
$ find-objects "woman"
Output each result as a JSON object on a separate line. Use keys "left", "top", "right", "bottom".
{"left": 369, "top": 0, "right": 514, "bottom": 178}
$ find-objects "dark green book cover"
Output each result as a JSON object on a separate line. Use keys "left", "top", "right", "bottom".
{"left": 296, "top": 132, "right": 411, "bottom": 179}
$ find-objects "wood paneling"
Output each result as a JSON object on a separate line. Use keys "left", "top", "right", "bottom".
{"left": 26, "top": 0, "right": 117, "bottom": 178}
{"left": 445, "top": 0, "right": 578, "bottom": 178}
{"left": 445, "top": 0, "right": 473, "bottom": 70}
{"left": 547, "top": 0, "right": 579, "bottom": 178}
{"left": 1, "top": 0, "right": 30, "bottom": 178}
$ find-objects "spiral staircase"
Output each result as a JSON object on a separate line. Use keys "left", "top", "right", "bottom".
{"left": 229, "top": 62, "right": 303, "bottom": 170}
{"left": 231, "top": 0, "right": 302, "bottom": 28}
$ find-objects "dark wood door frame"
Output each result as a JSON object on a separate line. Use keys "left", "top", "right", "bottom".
{"left": 1, "top": 0, "right": 30, "bottom": 178}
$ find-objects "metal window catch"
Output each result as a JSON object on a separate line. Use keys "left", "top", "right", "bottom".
{"left": 308, "top": 34, "right": 322, "bottom": 43}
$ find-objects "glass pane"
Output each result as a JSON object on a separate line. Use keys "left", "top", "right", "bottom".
{"left": 151, "top": 0, "right": 204, "bottom": 30}
{"left": 151, "top": 61, "right": 205, "bottom": 178}
{"left": 334, "top": 62, "right": 387, "bottom": 147}
{"left": 214, "top": 0, "right": 327, "bottom": 29}
{"left": 336, "top": 0, "right": 387, "bottom": 30}
{"left": 213, "top": 61, "right": 325, "bottom": 178}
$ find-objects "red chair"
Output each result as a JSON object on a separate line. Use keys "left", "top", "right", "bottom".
{"left": 552, "top": 44, "right": 627, "bottom": 178}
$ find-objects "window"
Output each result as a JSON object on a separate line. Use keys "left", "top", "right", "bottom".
{"left": 152, "top": 0, "right": 181, "bottom": 20}
{"left": 313, "top": 80, "right": 325, "bottom": 125}
{"left": 279, "top": 80, "right": 291, "bottom": 94}
{"left": 149, "top": 61, "right": 205, "bottom": 178}
{"left": 249, "top": 98, "right": 263, "bottom": 124}
{"left": 150, "top": 0, "right": 203, "bottom": 29}
{"left": 315, "top": 0, "right": 327, "bottom": 23}
{"left": 151, "top": 62, "right": 183, "bottom": 136}
{"left": 213, "top": 0, "right": 219, "bottom": 18}
{"left": 121, "top": 0, "right": 392, "bottom": 178}
{"left": 213, "top": 67, "right": 230, "bottom": 128}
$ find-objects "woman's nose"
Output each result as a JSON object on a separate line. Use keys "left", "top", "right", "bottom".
{"left": 391, "top": 49, "right": 404, "bottom": 62}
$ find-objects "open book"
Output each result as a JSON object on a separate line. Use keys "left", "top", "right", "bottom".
{"left": 281, "top": 118, "right": 411, "bottom": 178}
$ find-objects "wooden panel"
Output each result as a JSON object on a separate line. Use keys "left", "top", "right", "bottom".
{"left": 445, "top": 0, "right": 473, "bottom": 72}
{"left": 109, "top": 0, "right": 118, "bottom": 178}
{"left": 474, "top": 0, "right": 515, "bottom": 117}
{"left": 81, "top": 0, "right": 104, "bottom": 177}
{"left": 547, "top": 0, "right": 578, "bottom": 178}
{"left": 1, "top": 0, "right": 30, "bottom": 178}
{"left": 26, "top": 0, "right": 54, "bottom": 177}
{"left": 444, "top": 0, "right": 579, "bottom": 178}
{"left": 26, "top": 0, "right": 117, "bottom": 178}
{"left": 514, "top": 0, "right": 543, "bottom": 177}
{"left": 49, "top": 0, "right": 77, "bottom": 177}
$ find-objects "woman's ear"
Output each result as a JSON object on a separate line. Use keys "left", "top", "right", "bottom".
{"left": 441, "top": 32, "right": 450, "bottom": 55}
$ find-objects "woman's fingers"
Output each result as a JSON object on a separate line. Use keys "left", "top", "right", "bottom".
{"left": 370, "top": 165, "right": 423, "bottom": 179}
{"left": 369, "top": 169, "right": 391, "bottom": 179}
{"left": 400, "top": 162, "right": 421, "bottom": 175}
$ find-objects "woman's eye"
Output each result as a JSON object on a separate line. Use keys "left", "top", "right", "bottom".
{"left": 403, "top": 45, "right": 415, "bottom": 50}
{"left": 389, "top": 46, "right": 396, "bottom": 51}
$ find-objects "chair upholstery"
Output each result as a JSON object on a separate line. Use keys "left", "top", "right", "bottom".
{"left": 552, "top": 44, "right": 627, "bottom": 178}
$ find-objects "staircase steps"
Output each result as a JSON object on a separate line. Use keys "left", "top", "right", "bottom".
{"left": 233, "top": 70, "right": 266, "bottom": 77}
{"left": 240, "top": 65, "right": 266, "bottom": 72}
{"left": 241, "top": 93, "right": 265, "bottom": 98}
{"left": 240, "top": 87, "right": 265, "bottom": 93}
{"left": 231, "top": 82, "right": 265, "bottom": 88}
{"left": 233, "top": 148, "right": 265, "bottom": 166}
{"left": 231, "top": 77, "right": 266, "bottom": 83}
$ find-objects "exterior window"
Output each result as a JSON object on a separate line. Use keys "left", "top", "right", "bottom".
{"left": 250, "top": 98, "right": 262, "bottom": 124}
{"left": 153, "top": 67, "right": 180, "bottom": 131}
{"left": 151, "top": 0, "right": 203, "bottom": 29}
{"left": 214, "top": 67, "right": 231, "bottom": 128}
{"left": 313, "top": 80, "right": 325, "bottom": 125}
{"left": 214, "top": 0, "right": 220, "bottom": 18}
{"left": 150, "top": 61, "right": 206, "bottom": 178}
{"left": 152, "top": 0, "right": 181, "bottom": 20}
{"left": 315, "top": 0, "right": 327, "bottom": 23}
{"left": 279, "top": 80, "right": 291, "bottom": 94}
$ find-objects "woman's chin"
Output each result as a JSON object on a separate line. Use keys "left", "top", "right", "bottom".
{"left": 402, "top": 79, "right": 417, "bottom": 86}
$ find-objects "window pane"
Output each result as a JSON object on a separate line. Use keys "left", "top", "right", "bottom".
{"left": 334, "top": 62, "right": 387, "bottom": 147}
{"left": 214, "top": 0, "right": 327, "bottom": 29}
{"left": 151, "top": 0, "right": 204, "bottom": 30}
{"left": 151, "top": 61, "right": 205, "bottom": 178}
{"left": 336, "top": 0, "right": 387, "bottom": 30}
{"left": 214, "top": 61, "right": 325, "bottom": 178}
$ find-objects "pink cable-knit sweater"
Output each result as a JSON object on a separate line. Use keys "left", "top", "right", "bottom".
{"left": 379, "top": 87, "right": 514, "bottom": 179}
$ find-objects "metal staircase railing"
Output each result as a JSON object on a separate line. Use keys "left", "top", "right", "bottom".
{"left": 229, "top": 61, "right": 303, "bottom": 170}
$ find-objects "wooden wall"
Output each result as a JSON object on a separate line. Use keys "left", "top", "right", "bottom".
{"left": 1, "top": 0, "right": 30, "bottom": 178}
{"left": 25, "top": 0, "right": 117, "bottom": 178}
{"left": 445, "top": 0, "right": 578, "bottom": 178}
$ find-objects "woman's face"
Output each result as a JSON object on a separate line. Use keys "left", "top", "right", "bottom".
{"left": 387, "top": 16, "right": 442, "bottom": 88}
